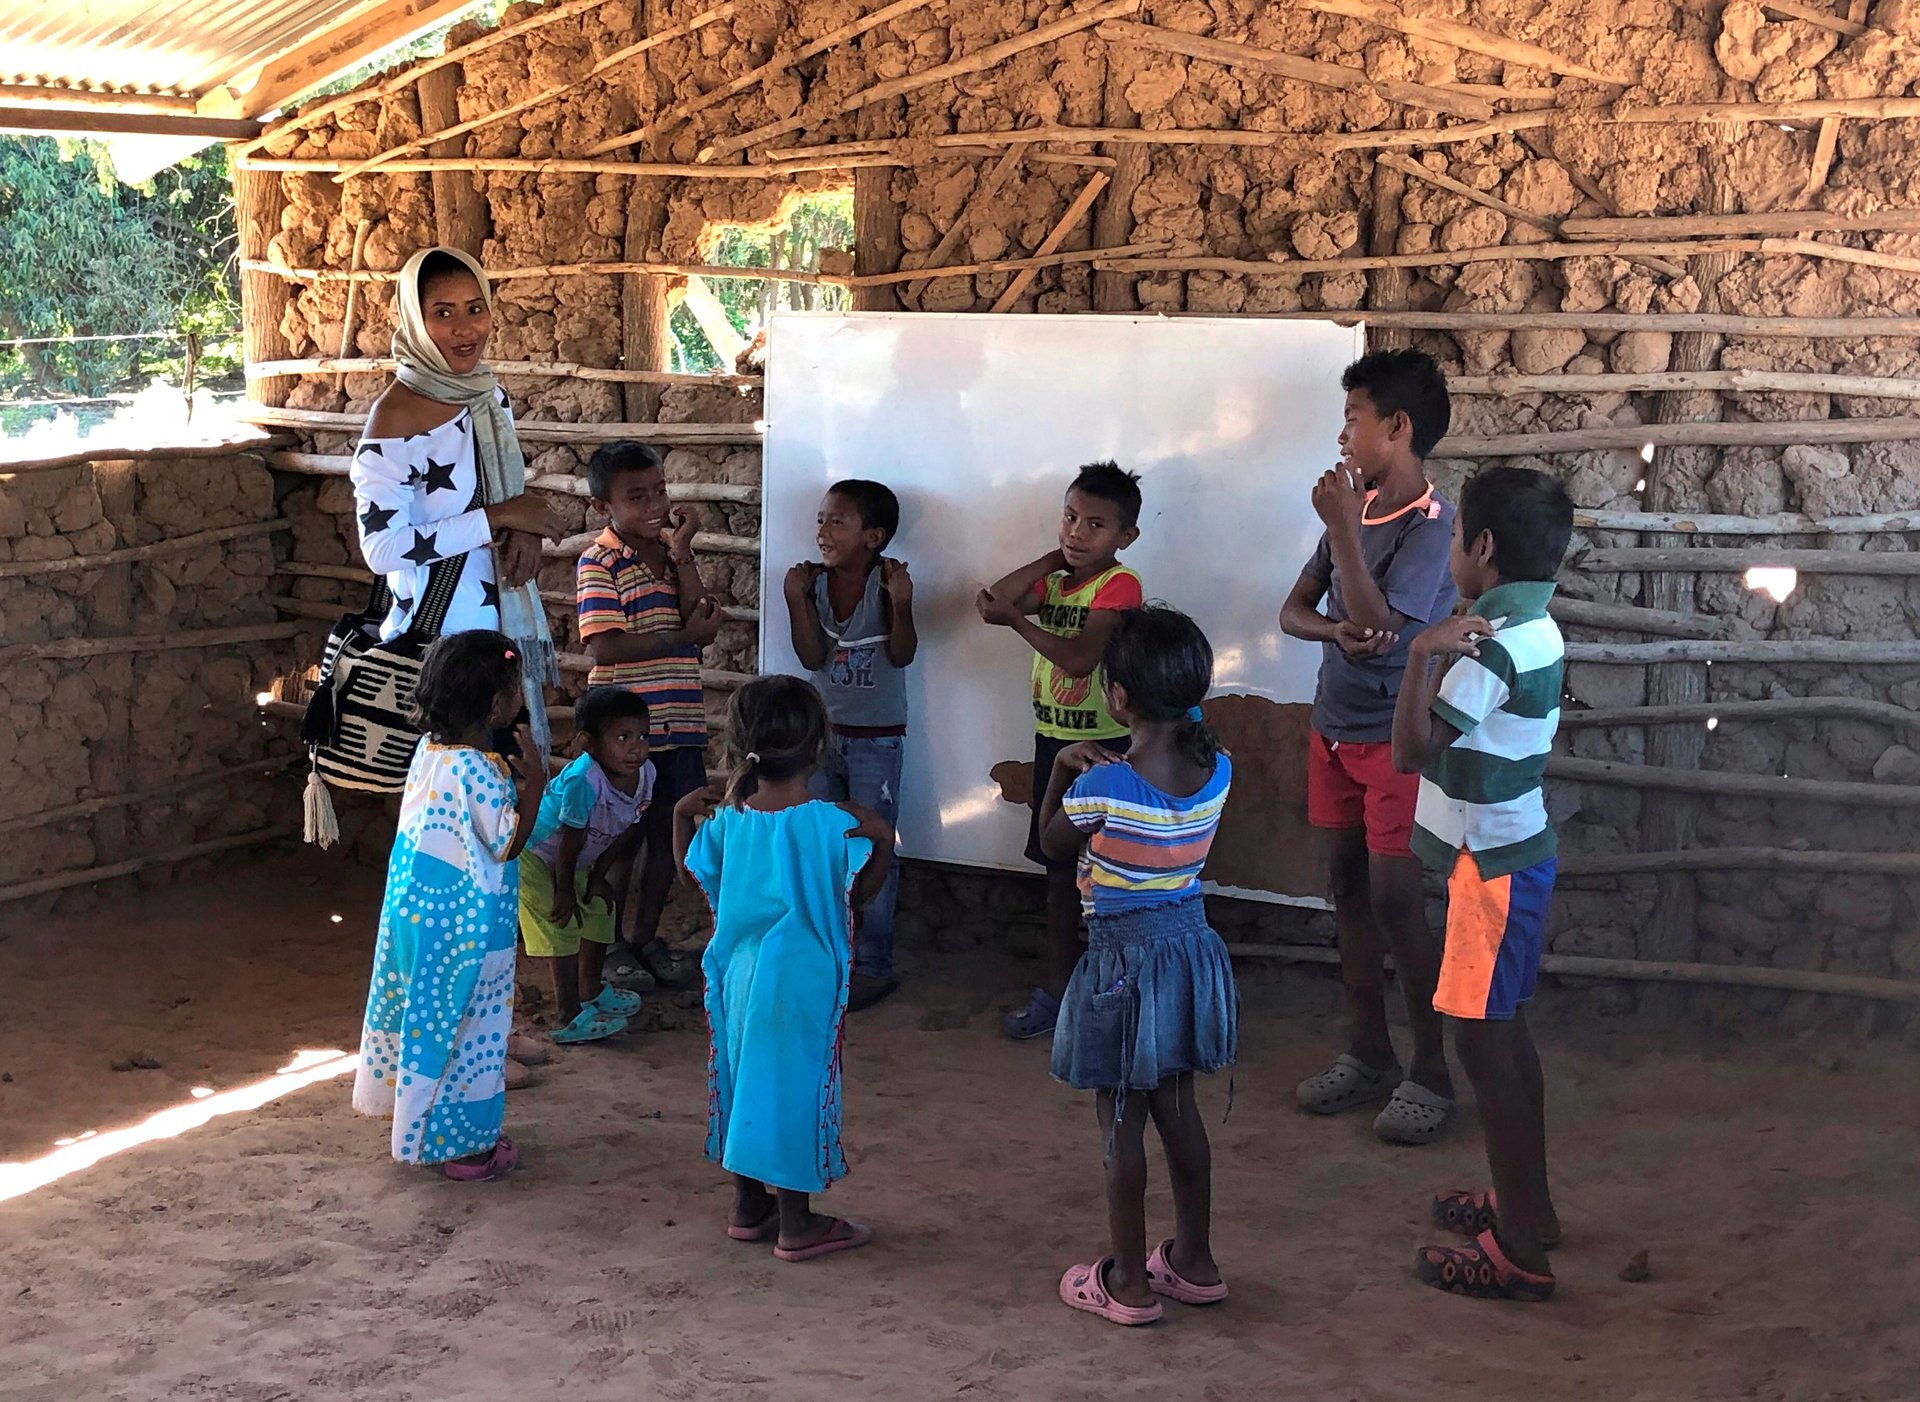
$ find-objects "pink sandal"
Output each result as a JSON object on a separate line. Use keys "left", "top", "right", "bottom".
{"left": 1146, "top": 1239, "right": 1228, "bottom": 1304}
{"left": 773, "top": 1217, "right": 872, "bottom": 1263}
{"left": 442, "top": 1134, "right": 518, "bottom": 1182}
{"left": 1059, "top": 1258, "right": 1164, "bottom": 1326}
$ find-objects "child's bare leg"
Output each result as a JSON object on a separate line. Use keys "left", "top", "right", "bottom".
{"left": 1328, "top": 828, "right": 1395, "bottom": 1071}
{"left": 1146, "top": 1073, "right": 1221, "bottom": 1287}
{"left": 1454, "top": 1012, "right": 1555, "bottom": 1272}
{"left": 542, "top": 956, "right": 581, "bottom": 1025}
{"left": 774, "top": 1188, "right": 842, "bottom": 1250}
{"left": 579, "top": 941, "right": 607, "bottom": 1003}
{"left": 1096, "top": 1089, "right": 1156, "bottom": 1308}
{"left": 731, "top": 1174, "right": 775, "bottom": 1229}
{"left": 1044, "top": 866, "right": 1081, "bottom": 1000}
{"left": 1371, "top": 852, "right": 1453, "bottom": 1098}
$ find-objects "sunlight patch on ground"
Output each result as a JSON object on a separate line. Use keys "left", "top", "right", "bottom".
{"left": 0, "top": 1049, "right": 354, "bottom": 1205}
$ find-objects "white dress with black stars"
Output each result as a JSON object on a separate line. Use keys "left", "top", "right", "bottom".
{"left": 349, "top": 388, "right": 511, "bottom": 641}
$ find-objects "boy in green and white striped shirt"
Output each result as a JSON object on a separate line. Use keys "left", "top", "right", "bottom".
{"left": 1391, "top": 465, "right": 1574, "bottom": 1304}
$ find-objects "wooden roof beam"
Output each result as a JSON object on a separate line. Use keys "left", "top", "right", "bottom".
{"left": 0, "top": 84, "right": 198, "bottom": 115}
{"left": 198, "top": 0, "right": 484, "bottom": 121}
{"left": 0, "top": 105, "right": 262, "bottom": 139}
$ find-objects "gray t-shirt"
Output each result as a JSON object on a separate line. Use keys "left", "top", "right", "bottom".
{"left": 1304, "top": 488, "right": 1458, "bottom": 743}
{"left": 810, "top": 567, "right": 907, "bottom": 730}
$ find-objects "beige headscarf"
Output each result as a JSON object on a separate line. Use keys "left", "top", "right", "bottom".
{"left": 393, "top": 246, "right": 557, "bottom": 756}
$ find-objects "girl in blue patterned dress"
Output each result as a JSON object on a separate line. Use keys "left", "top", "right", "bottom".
{"left": 353, "top": 631, "right": 548, "bottom": 1181}
{"left": 1038, "top": 606, "right": 1238, "bottom": 1327}
{"left": 673, "top": 676, "right": 894, "bottom": 1262}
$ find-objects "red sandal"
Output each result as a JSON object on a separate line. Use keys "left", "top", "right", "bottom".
{"left": 1415, "top": 1229, "right": 1555, "bottom": 1302}
{"left": 1431, "top": 1189, "right": 1562, "bottom": 1249}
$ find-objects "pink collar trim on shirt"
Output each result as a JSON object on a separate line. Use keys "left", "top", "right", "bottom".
{"left": 1361, "top": 483, "right": 1438, "bottom": 525}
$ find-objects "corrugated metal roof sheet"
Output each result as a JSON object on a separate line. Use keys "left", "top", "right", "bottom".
{"left": 0, "top": 0, "right": 383, "bottom": 99}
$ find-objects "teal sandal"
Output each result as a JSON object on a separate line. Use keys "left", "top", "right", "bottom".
{"left": 589, "top": 985, "right": 644, "bottom": 1019}
{"left": 551, "top": 1006, "right": 630, "bottom": 1044}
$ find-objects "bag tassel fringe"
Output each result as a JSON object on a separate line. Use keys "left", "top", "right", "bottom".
{"left": 303, "top": 755, "right": 340, "bottom": 850}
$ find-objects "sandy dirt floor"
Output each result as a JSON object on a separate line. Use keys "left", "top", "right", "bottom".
{"left": 2, "top": 853, "right": 1917, "bottom": 1402}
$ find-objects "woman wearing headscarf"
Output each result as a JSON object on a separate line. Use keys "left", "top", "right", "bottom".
{"left": 351, "top": 245, "right": 565, "bottom": 732}
{"left": 350, "top": 247, "right": 566, "bottom": 1084}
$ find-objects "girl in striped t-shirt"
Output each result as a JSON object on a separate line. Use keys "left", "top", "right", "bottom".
{"left": 1037, "top": 606, "right": 1238, "bottom": 1328}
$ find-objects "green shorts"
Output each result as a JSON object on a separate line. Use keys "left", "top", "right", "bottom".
{"left": 517, "top": 851, "right": 617, "bottom": 958}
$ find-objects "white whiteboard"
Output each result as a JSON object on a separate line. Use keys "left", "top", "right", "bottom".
{"left": 760, "top": 312, "right": 1364, "bottom": 875}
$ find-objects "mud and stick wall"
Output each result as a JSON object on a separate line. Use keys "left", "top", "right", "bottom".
{"left": 234, "top": 0, "right": 1920, "bottom": 1025}
{"left": 0, "top": 452, "right": 304, "bottom": 918}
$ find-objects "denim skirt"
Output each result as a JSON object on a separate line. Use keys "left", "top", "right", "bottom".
{"left": 1050, "top": 895, "right": 1239, "bottom": 1093}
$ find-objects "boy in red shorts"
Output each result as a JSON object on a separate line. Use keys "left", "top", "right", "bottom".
{"left": 1280, "top": 348, "right": 1459, "bottom": 1144}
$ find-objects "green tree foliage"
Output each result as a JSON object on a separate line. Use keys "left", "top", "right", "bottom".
{"left": 670, "top": 191, "right": 853, "bottom": 373}
{"left": 0, "top": 137, "right": 240, "bottom": 401}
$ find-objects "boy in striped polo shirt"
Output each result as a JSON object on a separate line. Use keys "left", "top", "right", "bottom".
{"left": 1392, "top": 464, "right": 1573, "bottom": 1303}
{"left": 576, "top": 441, "right": 724, "bottom": 990}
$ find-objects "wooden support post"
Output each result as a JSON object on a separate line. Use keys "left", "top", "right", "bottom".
{"left": 89, "top": 461, "right": 139, "bottom": 865}
{"left": 236, "top": 167, "right": 293, "bottom": 408}
{"left": 1093, "top": 64, "right": 1146, "bottom": 314}
{"left": 853, "top": 120, "right": 905, "bottom": 313}
{"left": 1634, "top": 176, "right": 1736, "bottom": 1009}
{"left": 623, "top": 181, "right": 673, "bottom": 413}
{"left": 1366, "top": 123, "right": 1410, "bottom": 350}
{"left": 417, "top": 64, "right": 491, "bottom": 257}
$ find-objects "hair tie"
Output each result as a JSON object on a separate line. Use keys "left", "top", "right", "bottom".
{"left": 502, "top": 647, "right": 515, "bottom": 660}
{"left": 745, "top": 751, "right": 761, "bottom": 764}
{"left": 1186, "top": 705, "right": 1204, "bottom": 722}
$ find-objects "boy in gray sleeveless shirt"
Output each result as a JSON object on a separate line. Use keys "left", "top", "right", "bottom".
{"left": 782, "top": 480, "right": 918, "bottom": 1011}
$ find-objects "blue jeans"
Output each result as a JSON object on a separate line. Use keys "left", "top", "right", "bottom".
{"left": 807, "top": 733, "right": 903, "bottom": 979}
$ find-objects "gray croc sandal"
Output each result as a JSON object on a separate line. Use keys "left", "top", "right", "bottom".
{"left": 1373, "top": 1079, "right": 1455, "bottom": 1145}
{"left": 1296, "top": 1053, "right": 1403, "bottom": 1115}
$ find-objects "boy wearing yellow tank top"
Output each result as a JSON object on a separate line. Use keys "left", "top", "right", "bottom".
{"left": 976, "top": 462, "right": 1144, "bottom": 1041}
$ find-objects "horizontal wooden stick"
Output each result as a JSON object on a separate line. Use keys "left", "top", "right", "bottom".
{"left": 1575, "top": 506, "right": 1920, "bottom": 534}
{"left": 704, "top": 0, "right": 1142, "bottom": 160}
{"left": 1559, "top": 697, "right": 1920, "bottom": 730}
{"left": 0, "top": 827, "right": 291, "bottom": 904}
{"left": 1613, "top": 96, "right": 1920, "bottom": 127}
{"left": 1098, "top": 237, "right": 1762, "bottom": 278}
{"left": 589, "top": 0, "right": 939, "bottom": 155}
{"left": 0, "top": 623, "right": 303, "bottom": 667}
{"left": 1096, "top": 20, "right": 1492, "bottom": 119}
{"left": 1435, "top": 416, "right": 1920, "bottom": 458}
{"left": 247, "top": 356, "right": 760, "bottom": 388}
{"left": 1548, "top": 754, "right": 1920, "bottom": 806}
{"left": 863, "top": 240, "right": 1169, "bottom": 288}
{"left": 240, "top": 256, "right": 838, "bottom": 286}
{"left": 764, "top": 113, "right": 1556, "bottom": 162}
{"left": 1296, "top": 0, "right": 1631, "bottom": 85}
{"left": 1574, "top": 549, "right": 1920, "bottom": 579}
{"left": 265, "top": 451, "right": 761, "bottom": 502}
{"left": 0, "top": 758, "right": 296, "bottom": 836}
{"left": 545, "top": 527, "right": 758, "bottom": 557}
{"left": 1565, "top": 207, "right": 1920, "bottom": 240}
{"left": 0, "top": 519, "right": 289, "bottom": 581}
{"left": 1452, "top": 369, "right": 1920, "bottom": 400}
{"left": 1549, "top": 595, "right": 1726, "bottom": 639}
{"left": 237, "top": 0, "right": 622, "bottom": 156}
{"left": 0, "top": 437, "right": 275, "bottom": 474}
{"left": 1760, "top": 236, "right": 1920, "bottom": 274}
{"left": 1187, "top": 309, "right": 1920, "bottom": 336}
{"left": 536, "top": 586, "right": 757, "bottom": 623}
{"left": 337, "top": 0, "right": 742, "bottom": 182}
{"left": 234, "top": 406, "right": 761, "bottom": 444}
{"left": 1225, "top": 941, "right": 1920, "bottom": 1004}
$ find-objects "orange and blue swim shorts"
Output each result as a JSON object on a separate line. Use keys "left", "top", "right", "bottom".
{"left": 1434, "top": 849, "right": 1557, "bottom": 1021}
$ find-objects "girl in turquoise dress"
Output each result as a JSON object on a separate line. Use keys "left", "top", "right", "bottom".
{"left": 352, "top": 631, "right": 547, "bottom": 1181}
{"left": 674, "top": 676, "right": 893, "bottom": 1262}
